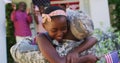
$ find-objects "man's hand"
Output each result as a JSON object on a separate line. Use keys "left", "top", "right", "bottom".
{"left": 87, "top": 54, "right": 98, "bottom": 63}
{"left": 67, "top": 51, "right": 79, "bottom": 63}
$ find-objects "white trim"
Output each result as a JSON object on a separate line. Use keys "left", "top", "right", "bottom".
{"left": 4, "top": 0, "right": 12, "bottom": 3}
{"left": 70, "top": 4, "right": 79, "bottom": 6}
{"left": 51, "top": 0, "right": 79, "bottom": 4}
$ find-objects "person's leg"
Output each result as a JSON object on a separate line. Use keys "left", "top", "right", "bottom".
{"left": 16, "top": 36, "right": 25, "bottom": 43}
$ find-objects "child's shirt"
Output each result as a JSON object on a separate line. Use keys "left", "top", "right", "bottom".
{"left": 11, "top": 10, "right": 32, "bottom": 36}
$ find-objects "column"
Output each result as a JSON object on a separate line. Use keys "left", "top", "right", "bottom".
{"left": 89, "top": 0, "right": 111, "bottom": 31}
{"left": 0, "top": 0, "right": 7, "bottom": 63}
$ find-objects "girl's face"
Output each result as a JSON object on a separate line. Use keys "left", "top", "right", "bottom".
{"left": 19, "top": 3, "right": 26, "bottom": 12}
{"left": 39, "top": 6, "right": 44, "bottom": 14}
{"left": 44, "top": 16, "right": 68, "bottom": 42}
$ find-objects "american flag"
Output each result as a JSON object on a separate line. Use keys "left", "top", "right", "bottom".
{"left": 50, "top": 0, "right": 80, "bottom": 10}
{"left": 32, "top": 0, "right": 50, "bottom": 7}
{"left": 105, "top": 51, "right": 119, "bottom": 63}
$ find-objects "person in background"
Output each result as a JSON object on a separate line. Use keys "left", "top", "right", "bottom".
{"left": 32, "top": 0, "right": 50, "bottom": 33}
{"left": 32, "top": 5, "right": 46, "bottom": 33}
{"left": 11, "top": 2, "right": 32, "bottom": 43}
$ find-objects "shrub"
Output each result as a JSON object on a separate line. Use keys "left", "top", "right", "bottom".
{"left": 6, "top": 3, "right": 16, "bottom": 63}
{"left": 94, "top": 28, "right": 120, "bottom": 63}
{"left": 109, "top": 0, "right": 120, "bottom": 32}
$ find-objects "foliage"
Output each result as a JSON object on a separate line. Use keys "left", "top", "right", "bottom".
{"left": 94, "top": 28, "right": 120, "bottom": 63}
{"left": 108, "top": 0, "right": 120, "bottom": 4}
{"left": 6, "top": 3, "right": 16, "bottom": 63}
{"left": 108, "top": 0, "right": 120, "bottom": 32}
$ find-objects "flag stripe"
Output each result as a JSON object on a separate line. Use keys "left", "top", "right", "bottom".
{"left": 105, "top": 54, "right": 112, "bottom": 63}
{"left": 105, "top": 53, "right": 113, "bottom": 63}
{"left": 105, "top": 51, "right": 119, "bottom": 63}
{"left": 51, "top": 0, "right": 79, "bottom": 4}
{"left": 109, "top": 53, "right": 113, "bottom": 63}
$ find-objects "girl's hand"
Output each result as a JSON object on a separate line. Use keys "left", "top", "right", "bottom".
{"left": 87, "top": 54, "right": 98, "bottom": 63}
{"left": 26, "top": 8, "right": 30, "bottom": 15}
{"left": 67, "top": 51, "right": 79, "bottom": 63}
{"left": 12, "top": 3, "right": 16, "bottom": 10}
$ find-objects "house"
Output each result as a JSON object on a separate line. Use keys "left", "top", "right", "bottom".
{"left": 0, "top": 0, "right": 110, "bottom": 63}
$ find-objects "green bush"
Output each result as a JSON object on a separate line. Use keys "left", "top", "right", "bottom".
{"left": 94, "top": 28, "right": 120, "bottom": 63}
{"left": 6, "top": 3, "right": 16, "bottom": 63}
{"left": 109, "top": 0, "right": 120, "bottom": 32}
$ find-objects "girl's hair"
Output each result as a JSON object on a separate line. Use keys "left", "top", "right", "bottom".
{"left": 44, "top": 6, "right": 64, "bottom": 14}
{"left": 43, "top": 6, "right": 70, "bottom": 30}
{"left": 42, "top": 6, "right": 67, "bottom": 24}
{"left": 18, "top": 2, "right": 26, "bottom": 6}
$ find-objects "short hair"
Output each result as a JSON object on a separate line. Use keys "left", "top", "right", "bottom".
{"left": 18, "top": 2, "right": 26, "bottom": 6}
{"left": 44, "top": 6, "right": 64, "bottom": 14}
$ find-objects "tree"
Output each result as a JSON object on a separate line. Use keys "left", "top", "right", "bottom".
{"left": 108, "top": 0, "right": 120, "bottom": 32}
{"left": 6, "top": 3, "right": 16, "bottom": 63}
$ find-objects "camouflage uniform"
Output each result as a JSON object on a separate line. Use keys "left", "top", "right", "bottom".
{"left": 10, "top": 38, "right": 96, "bottom": 63}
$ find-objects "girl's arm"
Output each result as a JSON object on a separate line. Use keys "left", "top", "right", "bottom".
{"left": 27, "top": 14, "right": 32, "bottom": 24}
{"left": 11, "top": 3, "right": 17, "bottom": 22}
{"left": 36, "top": 33, "right": 66, "bottom": 63}
{"left": 74, "top": 36, "right": 97, "bottom": 53}
{"left": 36, "top": 33, "right": 97, "bottom": 63}
{"left": 11, "top": 11, "right": 16, "bottom": 22}
{"left": 66, "top": 36, "right": 98, "bottom": 63}
{"left": 26, "top": 8, "right": 32, "bottom": 24}
{"left": 33, "top": 12, "right": 39, "bottom": 24}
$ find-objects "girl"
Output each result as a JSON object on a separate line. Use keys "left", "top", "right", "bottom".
{"left": 36, "top": 6, "right": 98, "bottom": 63}
{"left": 33, "top": 5, "right": 46, "bottom": 33}
{"left": 11, "top": 2, "right": 32, "bottom": 43}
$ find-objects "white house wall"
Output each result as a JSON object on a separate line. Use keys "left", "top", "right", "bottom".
{"left": 80, "top": 0, "right": 111, "bottom": 31}
{"left": 0, "top": 0, "right": 7, "bottom": 63}
{"left": 79, "top": 0, "right": 91, "bottom": 15}
{"left": 90, "top": 0, "right": 110, "bottom": 31}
